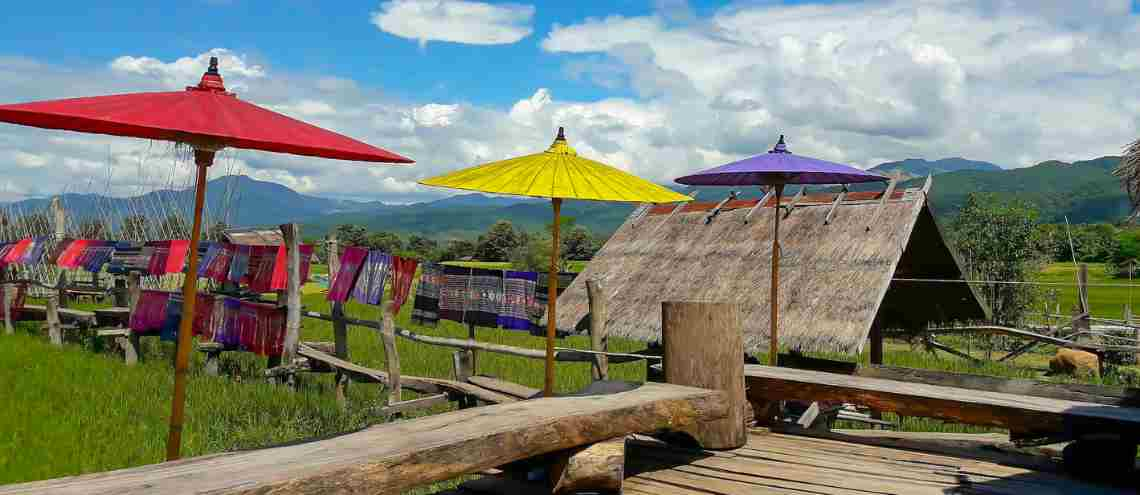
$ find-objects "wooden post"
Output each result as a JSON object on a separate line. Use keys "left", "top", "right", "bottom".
{"left": 549, "top": 437, "right": 625, "bottom": 494}
{"left": 380, "top": 301, "right": 401, "bottom": 406}
{"left": 1078, "top": 263, "right": 1090, "bottom": 315}
{"left": 55, "top": 271, "right": 67, "bottom": 309}
{"left": 544, "top": 197, "right": 562, "bottom": 397}
{"left": 662, "top": 301, "right": 746, "bottom": 449}
{"left": 46, "top": 294, "right": 62, "bottom": 346}
{"left": 585, "top": 279, "right": 608, "bottom": 381}
{"left": 2, "top": 282, "right": 12, "bottom": 335}
{"left": 869, "top": 320, "right": 883, "bottom": 365}
{"left": 770, "top": 184, "right": 783, "bottom": 365}
{"left": 279, "top": 223, "right": 302, "bottom": 366}
{"left": 327, "top": 233, "right": 349, "bottom": 406}
{"left": 113, "top": 277, "right": 128, "bottom": 307}
{"left": 125, "top": 271, "right": 141, "bottom": 363}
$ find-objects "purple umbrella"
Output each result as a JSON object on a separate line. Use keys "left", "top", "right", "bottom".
{"left": 675, "top": 135, "right": 887, "bottom": 365}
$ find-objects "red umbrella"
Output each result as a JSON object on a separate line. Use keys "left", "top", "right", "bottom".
{"left": 0, "top": 57, "right": 412, "bottom": 460}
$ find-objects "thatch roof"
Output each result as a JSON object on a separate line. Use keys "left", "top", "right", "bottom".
{"left": 224, "top": 228, "right": 283, "bottom": 246}
{"left": 555, "top": 179, "right": 988, "bottom": 356}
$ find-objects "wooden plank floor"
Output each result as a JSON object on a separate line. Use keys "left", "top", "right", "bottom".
{"left": 446, "top": 429, "right": 1136, "bottom": 495}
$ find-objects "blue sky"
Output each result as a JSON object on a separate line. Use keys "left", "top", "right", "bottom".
{"left": 1, "top": 1, "right": 1139, "bottom": 202}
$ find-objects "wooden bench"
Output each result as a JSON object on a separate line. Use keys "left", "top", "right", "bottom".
{"left": 0, "top": 382, "right": 728, "bottom": 494}
{"left": 746, "top": 364, "right": 1140, "bottom": 477}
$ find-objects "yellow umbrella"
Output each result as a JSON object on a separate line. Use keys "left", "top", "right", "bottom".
{"left": 420, "top": 127, "right": 691, "bottom": 395}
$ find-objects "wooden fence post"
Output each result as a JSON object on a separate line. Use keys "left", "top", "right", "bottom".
{"left": 662, "top": 301, "right": 746, "bottom": 449}
{"left": 586, "top": 279, "right": 608, "bottom": 381}
{"left": 2, "top": 281, "right": 12, "bottom": 335}
{"left": 279, "top": 223, "right": 302, "bottom": 368}
{"left": 46, "top": 294, "right": 62, "bottom": 345}
{"left": 380, "top": 302, "right": 401, "bottom": 406}
{"left": 328, "top": 234, "right": 349, "bottom": 406}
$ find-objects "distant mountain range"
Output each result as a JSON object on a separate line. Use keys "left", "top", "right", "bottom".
{"left": 869, "top": 157, "right": 1002, "bottom": 180}
{"left": 2, "top": 156, "right": 1132, "bottom": 240}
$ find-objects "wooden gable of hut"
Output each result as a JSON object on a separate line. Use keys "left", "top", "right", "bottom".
{"left": 554, "top": 178, "right": 989, "bottom": 356}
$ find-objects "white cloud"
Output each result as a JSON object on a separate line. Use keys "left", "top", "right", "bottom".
{"left": 412, "top": 103, "right": 460, "bottom": 127}
{"left": 371, "top": 0, "right": 535, "bottom": 47}
{"left": 110, "top": 48, "right": 265, "bottom": 91}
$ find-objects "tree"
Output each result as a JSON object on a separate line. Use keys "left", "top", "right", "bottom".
{"left": 159, "top": 214, "right": 190, "bottom": 239}
{"left": 561, "top": 225, "right": 598, "bottom": 261}
{"left": 121, "top": 215, "right": 149, "bottom": 241}
{"left": 474, "top": 220, "right": 523, "bottom": 261}
{"left": 439, "top": 238, "right": 477, "bottom": 261}
{"left": 407, "top": 234, "right": 438, "bottom": 257}
{"left": 1114, "top": 137, "right": 1140, "bottom": 222}
{"left": 366, "top": 231, "right": 403, "bottom": 253}
{"left": 77, "top": 218, "right": 108, "bottom": 239}
{"left": 335, "top": 224, "right": 369, "bottom": 247}
{"left": 207, "top": 221, "right": 230, "bottom": 242}
{"left": 949, "top": 193, "right": 1045, "bottom": 325}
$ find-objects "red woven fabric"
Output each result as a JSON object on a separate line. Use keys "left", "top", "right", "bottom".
{"left": 389, "top": 255, "right": 419, "bottom": 314}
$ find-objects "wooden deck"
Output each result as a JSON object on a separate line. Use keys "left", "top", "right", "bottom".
{"left": 443, "top": 429, "right": 1135, "bottom": 494}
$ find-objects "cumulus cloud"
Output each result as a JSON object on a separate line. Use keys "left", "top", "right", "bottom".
{"left": 371, "top": 0, "right": 535, "bottom": 47}
{"left": 110, "top": 48, "right": 265, "bottom": 92}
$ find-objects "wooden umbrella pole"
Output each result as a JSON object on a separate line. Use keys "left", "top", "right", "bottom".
{"left": 166, "top": 148, "right": 213, "bottom": 461}
{"left": 545, "top": 198, "right": 563, "bottom": 396}
{"left": 769, "top": 184, "right": 783, "bottom": 366}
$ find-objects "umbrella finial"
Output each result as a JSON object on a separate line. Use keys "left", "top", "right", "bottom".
{"left": 770, "top": 134, "right": 790, "bottom": 154}
{"left": 192, "top": 56, "right": 228, "bottom": 94}
{"left": 556, "top": 126, "right": 566, "bottom": 141}
{"left": 546, "top": 126, "right": 577, "bottom": 156}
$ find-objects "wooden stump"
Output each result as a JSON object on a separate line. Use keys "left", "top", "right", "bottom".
{"left": 2, "top": 283, "right": 13, "bottom": 335}
{"left": 117, "top": 336, "right": 139, "bottom": 366}
{"left": 550, "top": 436, "right": 625, "bottom": 494}
{"left": 662, "top": 301, "right": 746, "bottom": 449}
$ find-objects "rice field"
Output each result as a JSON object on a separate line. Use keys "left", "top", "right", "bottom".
{"left": 1, "top": 261, "right": 1135, "bottom": 488}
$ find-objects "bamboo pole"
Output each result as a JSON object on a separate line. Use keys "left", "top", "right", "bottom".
{"left": 586, "top": 279, "right": 608, "bottom": 381}
{"left": 280, "top": 223, "right": 302, "bottom": 365}
{"left": 165, "top": 149, "right": 212, "bottom": 461}
{"left": 545, "top": 198, "right": 562, "bottom": 396}
{"left": 770, "top": 184, "right": 783, "bottom": 366}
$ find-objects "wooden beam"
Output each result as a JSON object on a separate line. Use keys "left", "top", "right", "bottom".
{"left": 376, "top": 393, "right": 448, "bottom": 416}
{"left": 856, "top": 365, "right": 1140, "bottom": 407}
{"left": 743, "top": 187, "right": 774, "bottom": 224}
{"left": 295, "top": 344, "right": 516, "bottom": 405}
{"left": 866, "top": 175, "right": 898, "bottom": 231}
{"left": 781, "top": 185, "right": 806, "bottom": 218}
{"left": 924, "top": 336, "right": 982, "bottom": 364}
{"left": 703, "top": 191, "right": 738, "bottom": 224}
{"left": 380, "top": 302, "right": 401, "bottom": 406}
{"left": 927, "top": 325, "right": 1136, "bottom": 352}
{"left": 1, "top": 383, "right": 728, "bottom": 495}
{"left": 745, "top": 364, "right": 1140, "bottom": 443}
{"left": 823, "top": 185, "right": 848, "bottom": 225}
{"left": 585, "top": 279, "right": 608, "bottom": 381}
{"left": 662, "top": 301, "right": 746, "bottom": 449}
{"left": 468, "top": 375, "right": 539, "bottom": 400}
{"left": 868, "top": 321, "right": 883, "bottom": 365}
{"left": 279, "top": 223, "right": 302, "bottom": 366}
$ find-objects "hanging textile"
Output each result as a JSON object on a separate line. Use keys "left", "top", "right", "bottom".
{"left": 411, "top": 263, "right": 442, "bottom": 326}
{"left": 440, "top": 266, "right": 502, "bottom": 327}
{"left": 107, "top": 241, "right": 143, "bottom": 274}
{"left": 268, "top": 244, "right": 316, "bottom": 290}
{"left": 236, "top": 301, "right": 286, "bottom": 356}
{"left": 228, "top": 244, "right": 251, "bottom": 284}
{"left": 534, "top": 272, "right": 578, "bottom": 313}
{"left": 46, "top": 238, "right": 74, "bottom": 266}
{"left": 0, "top": 283, "right": 27, "bottom": 320}
{"left": 191, "top": 293, "right": 216, "bottom": 339}
{"left": 196, "top": 242, "right": 220, "bottom": 277}
{"left": 2, "top": 238, "right": 32, "bottom": 266}
{"left": 0, "top": 242, "right": 15, "bottom": 267}
{"left": 498, "top": 271, "right": 537, "bottom": 331}
{"left": 56, "top": 239, "right": 88, "bottom": 268}
{"left": 79, "top": 241, "right": 116, "bottom": 273}
{"left": 353, "top": 250, "right": 391, "bottom": 305}
{"left": 438, "top": 265, "right": 469, "bottom": 324}
{"left": 160, "top": 293, "right": 184, "bottom": 342}
{"left": 18, "top": 236, "right": 49, "bottom": 265}
{"left": 244, "top": 245, "right": 279, "bottom": 293}
{"left": 146, "top": 240, "right": 190, "bottom": 276}
{"left": 129, "top": 290, "right": 171, "bottom": 334}
{"left": 327, "top": 246, "right": 368, "bottom": 302}
{"left": 389, "top": 255, "right": 418, "bottom": 314}
{"left": 199, "top": 242, "right": 234, "bottom": 282}
{"left": 213, "top": 297, "right": 243, "bottom": 348}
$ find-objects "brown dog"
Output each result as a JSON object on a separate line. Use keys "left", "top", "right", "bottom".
{"left": 1048, "top": 348, "right": 1100, "bottom": 378}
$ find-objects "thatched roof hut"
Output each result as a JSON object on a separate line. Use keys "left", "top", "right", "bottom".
{"left": 224, "top": 228, "right": 284, "bottom": 246}
{"left": 555, "top": 178, "right": 988, "bottom": 356}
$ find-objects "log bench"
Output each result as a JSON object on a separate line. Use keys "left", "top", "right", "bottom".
{"left": 746, "top": 364, "right": 1140, "bottom": 478}
{"left": 0, "top": 382, "right": 728, "bottom": 494}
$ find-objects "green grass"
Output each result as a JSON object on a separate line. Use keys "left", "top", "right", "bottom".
{"left": 1034, "top": 262, "right": 1140, "bottom": 320}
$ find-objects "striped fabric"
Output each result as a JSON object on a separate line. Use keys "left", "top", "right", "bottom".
{"left": 497, "top": 271, "right": 537, "bottom": 331}
{"left": 353, "top": 251, "right": 391, "bottom": 305}
{"left": 411, "top": 263, "right": 443, "bottom": 326}
{"left": 327, "top": 246, "right": 368, "bottom": 302}
{"left": 389, "top": 255, "right": 419, "bottom": 314}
